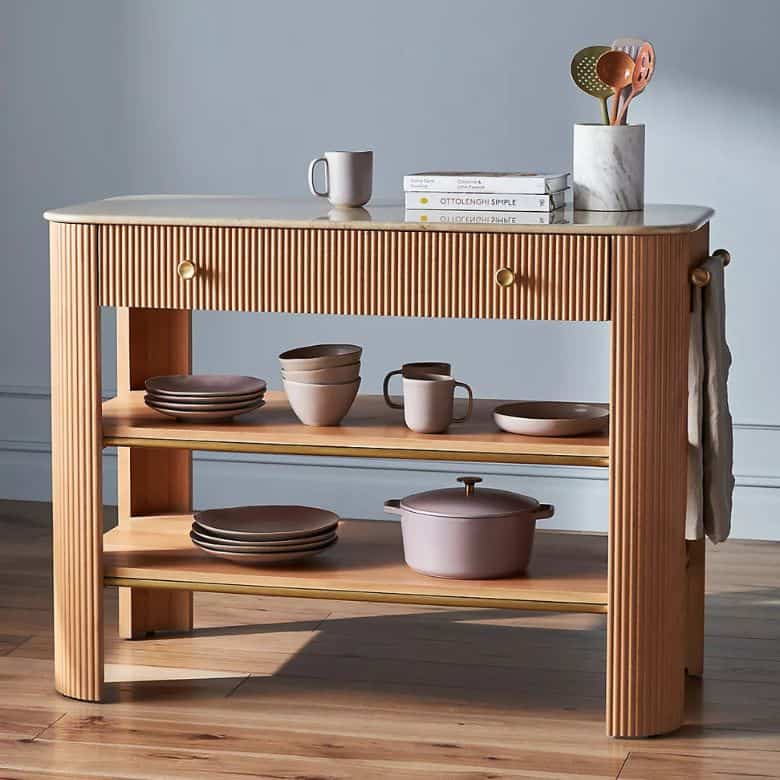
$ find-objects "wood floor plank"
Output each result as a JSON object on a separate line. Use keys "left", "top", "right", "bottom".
{"left": 618, "top": 750, "right": 780, "bottom": 779}
{"left": 1, "top": 500, "right": 780, "bottom": 779}
{"left": 38, "top": 712, "right": 625, "bottom": 779}
{"left": 0, "top": 736, "right": 597, "bottom": 780}
{"left": 0, "top": 706, "right": 63, "bottom": 741}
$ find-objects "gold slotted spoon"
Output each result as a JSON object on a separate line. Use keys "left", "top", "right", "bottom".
{"left": 570, "top": 45, "right": 612, "bottom": 125}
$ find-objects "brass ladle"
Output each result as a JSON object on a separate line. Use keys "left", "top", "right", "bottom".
{"left": 596, "top": 49, "right": 635, "bottom": 125}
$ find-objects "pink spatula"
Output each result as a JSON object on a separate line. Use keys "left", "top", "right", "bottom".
{"left": 616, "top": 42, "right": 655, "bottom": 126}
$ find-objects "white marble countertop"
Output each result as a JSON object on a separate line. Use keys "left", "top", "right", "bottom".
{"left": 44, "top": 195, "right": 714, "bottom": 235}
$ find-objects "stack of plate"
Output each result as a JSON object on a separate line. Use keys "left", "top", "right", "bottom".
{"left": 190, "top": 505, "right": 339, "bottom": 564}
{"left": 144, "top": 375, "right": 267, "bottom": 422}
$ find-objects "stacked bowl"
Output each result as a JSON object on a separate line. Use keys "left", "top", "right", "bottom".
{"left": 191, "top": 505, "right": 339, "bottom": 565}
{"left": 144, "top": 374, "right": 266, "bottom": 422}
{"left": 279, "top": 344, "right": 362, "bottom": 426}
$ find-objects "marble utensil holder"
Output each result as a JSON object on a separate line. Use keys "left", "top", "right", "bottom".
{"left": 573, "top": 124, "right": 645, "bottom": 211}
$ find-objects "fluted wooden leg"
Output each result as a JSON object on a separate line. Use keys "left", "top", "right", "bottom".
{"left": 685, "top": 539, "right": 706, "bottom": 677}
{"left": 116, "top": 308, "right": 193, "bottom": 639}
{"left": 607, "top": 233, "right": 700, "bottom": 737}
{"left": 50, "top": 223, "right": 104, "bottom": 701}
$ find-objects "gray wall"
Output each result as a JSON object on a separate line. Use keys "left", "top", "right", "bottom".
{"left": 1, "top": 0, "right": 778, "bottom": 538}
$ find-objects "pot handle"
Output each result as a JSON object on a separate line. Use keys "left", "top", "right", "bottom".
{"left": 384, "top": 498, "right": 403, "bottom": 515}
{"left": 534, "top": 503, "right": 555, "bottom": 520}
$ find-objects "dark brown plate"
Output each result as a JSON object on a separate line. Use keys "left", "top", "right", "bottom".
{"left": 193, "top": 505, "right": 340, "bottom": 541}
{"left": 145, "top": 374, "right": 267, "bottom": 398}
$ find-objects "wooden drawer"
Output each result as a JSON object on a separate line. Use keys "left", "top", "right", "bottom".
{"left": 99, "top": 225, "right": 610, "bottom": 320}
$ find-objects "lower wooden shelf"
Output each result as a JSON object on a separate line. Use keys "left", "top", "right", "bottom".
{"left": 104, "top": 516, "right": 608, "bottom": 613}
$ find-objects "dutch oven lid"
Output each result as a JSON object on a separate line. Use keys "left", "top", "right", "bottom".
{"left": 399, "top": 476, "right": 543, "bottom": 519}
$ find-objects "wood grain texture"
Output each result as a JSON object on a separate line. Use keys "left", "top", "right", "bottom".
{"left": 686, "top": 539, "right": 706, "bottom": 677}
{"left": 49, "top": 222, "right": 103, "bottom": 701}
{"left": 99, "top": 225, "right": 611, "bottom": 320}
{"left": 607, "top": 229, "right": 708, "bottom": 737}
{"left": 104, "top": 517, "right": 610, "bottom": 612}
{"left": 116, "top": 308, "right": 193, "bottom": 639}
{"left": 6, "top": 499, "right": 780, "bottom": 778}
{"left": 102, "top": 391, "right": 610, "bottom": 466}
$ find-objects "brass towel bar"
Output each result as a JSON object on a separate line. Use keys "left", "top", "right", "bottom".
{"left": 691, "top": 248, "right": 731, "bottom": 288}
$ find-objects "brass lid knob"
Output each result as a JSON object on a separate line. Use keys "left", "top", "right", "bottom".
{"left": 457, "top": 476, "right": 483, "bottom": 496}
{"left": 177, "top": 260, "right": 196, "bottom": 280}
{"left": 495, "top": 267, "right": 516, "bottom": 287}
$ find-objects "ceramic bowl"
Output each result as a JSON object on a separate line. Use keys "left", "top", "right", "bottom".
{"left": 493, "top": 401, "right": 609, "bottom": 437}
{"left": 283, "top": 377, "right": 361, "bottom": 426}
{"left": 281, "top": 361, "right": 360, "bottom": 384}
{"left": 278, "top": 344, "right": 362, "bottom": 371}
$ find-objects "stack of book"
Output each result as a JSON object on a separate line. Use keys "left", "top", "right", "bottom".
{"left": 403, "top": 171, "right": 570, "bottom": 225}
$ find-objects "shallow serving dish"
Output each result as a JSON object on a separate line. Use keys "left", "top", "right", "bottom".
{"left": 191, "top": 522, "right": 337, "bottom": 547}
{"left": 190, "top": 530, "right": 338, "bottom": 554}
{"left": 145, "top": 396, "right": 265, "bottom": 413}
{"left": 145, "top": 389, "right": 265, "bottom": 405}
{"left": 493, "top": 401, "right": 609, "bottom": 437}
{"left": 193, "top": 505, "right": 340, "bottom": 541}
{"left": 145, "top": 374, "right": 267, "bottom": 398}
{"left": 144, "top": 399, "right": 265, "bottom": 422}
{"left": 192, "top": 539, "right": 336, "bottom": 565}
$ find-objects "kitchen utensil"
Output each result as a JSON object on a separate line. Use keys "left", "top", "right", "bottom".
{"left": 145, "top": 374, "right": 266, "bottom": 398}
{"left": 385, "top": 373, "right": 473, "bottom": 434}
{"left": 615, "top": 42, "right": 655, "bottom": 126}
{"left": 194, "top": 505, "right": 340, "bottom": 541}
{"left": 383, "top": 362, "right": 452, "bottom": 405}
{"left": 308, "top": 150, "right": 373, "bottom": 207}
{"left": 278, "top": 344, "right": 362, "bottom": 371}
{"left": 191, "top": 523, "right": 337, "bottom": 547}
{"left": 611, "top": 36, "right": 645, "bottom": 61}
{"left": 611, "top": 37, "right": 645, "bottom": 124}
{"left": 193, "top": 539, "right": 337, "bottom": 565}
{"left": 281, "top": 361, "right": 360, "bottom": 384}
{"left": 144, "top": 399, "right": 265, "bottom": 422}
{"left": 596, "top": 49, "right": 635, "bottom": 125}
{"left": 570, "top": 45, "right": 612, "bottom": 125}
{"left": 283, "top": 377, "right": 360, "bottom": 426}
{"left": 190, "top": 530, "right": 337, "bottom": 554}
{"left": 493, "top": 401, "right": 609, "bottom": 437}
{"left": 384, "top": 476, "right": 554, "bottom": 579}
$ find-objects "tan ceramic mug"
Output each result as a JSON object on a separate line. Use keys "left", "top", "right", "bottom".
{"left": 383, "top": 361, "right": 451, "bottom": 408}
{"left": 386, "top": 372, "right": 473, "bottom": 434}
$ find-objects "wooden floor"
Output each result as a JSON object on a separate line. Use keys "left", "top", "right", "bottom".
{"left": 0, "top": 500, "right": 779, "bottom": 779}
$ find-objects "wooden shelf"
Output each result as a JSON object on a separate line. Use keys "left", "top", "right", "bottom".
{"left": 103, "top": 516, "right": 608, "bottom": 613}
{"left": 102, "top": 392, "right": 610, "bottom": 467}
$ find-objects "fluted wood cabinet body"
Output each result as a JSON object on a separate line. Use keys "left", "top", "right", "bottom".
{"left": 46, "top": 198, "right": 714, "bottom": 737}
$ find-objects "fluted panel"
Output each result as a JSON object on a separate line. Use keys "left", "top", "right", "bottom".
{"left": 607, "top": 232, "right": 698, "bottom": 737}
{"left": 100, "top": 225, "right": 610, "bottom": 320}
{"left": 50, "top": 222, "right": 103, "bottom": 702}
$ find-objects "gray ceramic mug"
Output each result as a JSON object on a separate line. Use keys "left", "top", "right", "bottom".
{"left": 308, "top": 150, "right": 373, "bottom": 207}
{"left": 386, "top": 372, "right": 473, "bottom": 434}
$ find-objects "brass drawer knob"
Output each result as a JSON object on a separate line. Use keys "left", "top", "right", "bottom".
{"left": 177, "top": 260, "right": 197, "bottom": 280}
{"left": 495, "top": 267, "right": 516, "bottom": 287}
